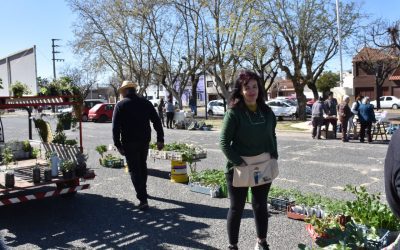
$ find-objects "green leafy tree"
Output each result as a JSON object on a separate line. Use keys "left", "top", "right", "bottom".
{"left": 316, "top": 71, "right": 340, "bottom": 97}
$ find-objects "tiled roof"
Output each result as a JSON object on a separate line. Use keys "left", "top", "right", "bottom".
{"left": 389, "top": 67, "right": 400, "bottom": 80}
{"left": 353, "top": 47, "right": 398, "bottom": 62}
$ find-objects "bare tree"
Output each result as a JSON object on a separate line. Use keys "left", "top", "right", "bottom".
{"left": 353, "top": 47, "right": 398, "bottom": 109}
{"left": 204, "top": 0, "right": 256, "bottom": 107}
{"left": 259, "top": 0, "right": 361, "bottom": 120}
{"left": 60, "top": 65, "right": 98, "bottom": 99}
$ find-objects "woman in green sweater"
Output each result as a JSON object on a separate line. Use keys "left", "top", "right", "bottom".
{"left": 220, "top": 70, "right": 278, "bottom": 250}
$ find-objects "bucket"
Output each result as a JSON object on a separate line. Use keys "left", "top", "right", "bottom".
{"left": 171, "top": 160, "right": 188, "bottom": 183}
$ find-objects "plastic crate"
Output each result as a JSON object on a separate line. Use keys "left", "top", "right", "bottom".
{"left": 269, "top": 197, "right": 295, "bottom": 212}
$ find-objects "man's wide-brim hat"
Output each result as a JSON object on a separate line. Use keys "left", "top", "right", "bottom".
{"left": 118, "top": 80, "right": 138, "bottom": 93}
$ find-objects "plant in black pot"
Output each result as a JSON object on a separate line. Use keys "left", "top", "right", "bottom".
{"left": 60, "top": 160, "right": 76, "bottom": 180}
{"left": 95, "top": 145, "right": 107, "bottom": 165}
{"left": 10, "top": 81, "right": 31, "bottom": 97}
{"left": 43, "top": 151, "right": 52, "bottom": 182}
{"left": 75, "top": 152, "right": 88, "bottom": 177}
{"left": 31, "top": 148, "right": 41, "bottom": 183}
{"left": 57, "top": 112, "right": 72, "bottom": 130}
{"left": 22, "top": 140, "right": 32, "bottom": 159}
{"left": 2, "top": 147, "right": 15, "bottom": 188}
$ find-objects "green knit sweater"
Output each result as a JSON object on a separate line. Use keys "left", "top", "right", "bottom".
{"left": 220, "top": 106, "right": 278, "bottom": 173}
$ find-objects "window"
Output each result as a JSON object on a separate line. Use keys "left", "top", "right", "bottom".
{"left": 160, "top": 86, "right": 163, "bottom": 91}
{"left": 207, "top": 81, "right": 214, "bottom": 87}
{"left": 197, "top": 93, "right": 202, "bottom": 100}
{"left": 380, "top": 97, "right": 384, "bottom": 101}
{"left": 106, "top": 105, "right": 114, "bottom": 111}
{"left": 387, "top": 97, "right": 392, "bottom": 101}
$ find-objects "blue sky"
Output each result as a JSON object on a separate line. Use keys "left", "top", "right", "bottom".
{"left": 1, "top": 0, "right": 400, "bottom": 82}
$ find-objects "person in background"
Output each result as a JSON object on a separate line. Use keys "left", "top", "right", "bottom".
{"left": 166, "top": 97, "right": 175, "bottom": 129}
{"left": 324, "top": 92, "right": 338, "bottom": 139}
{"left": 189, "top": 96, "right": 197, "bottom": 115}
{"left": 349, "top": 95, "right": 363, "bottom": 140}
{"left": 338, "top": 95, "right": 352, "bottom": 142}
{"left": 311, "top": 96, "right": 325, "bottom": 139}
{"left": 220, "top": 70, "right": 278, "bottom": 250}
{"left": 112, "top": 80, "right": 164, "bottom": 210}
{"left": 158, "top": 97, "right": 165, "bottom": 127}
{"left": 358, "top": 96, "right": 376, "bottom": 143}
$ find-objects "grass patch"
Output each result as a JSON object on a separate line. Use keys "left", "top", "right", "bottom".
{"left": 276, "top": 121, "right": 309, "bottom": 131}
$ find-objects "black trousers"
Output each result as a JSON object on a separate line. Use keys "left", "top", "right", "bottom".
{"left": 166, "top": 112, "right": 174, "bottom": 128}
{"left": 226, "top": 171, "right": 272, "bottom": 245}
{"left": 360, "top": 121, "right": 373, "bottom": 142}
{"left": 158, "top": 111, "right": 165, "bottom": 126}
{"left": 312, "top": 117, "right": 324, "bottom": 139}
{"left": 123, "top": 143, "right": 149, "bottom": 203}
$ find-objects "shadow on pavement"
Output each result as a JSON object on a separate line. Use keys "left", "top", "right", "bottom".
{"left": 0, "top": 193, "right": 218, "bottom": 249}
{"left": 150, "top": 195, "right": 254, "bottom": 220}
{"left": 148, "top": 168, "right": 171, "bottom": 180}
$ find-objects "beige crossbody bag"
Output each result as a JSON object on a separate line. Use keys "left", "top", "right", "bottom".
{"left": 232, "top": 152, "right": 279, "bottom": 187}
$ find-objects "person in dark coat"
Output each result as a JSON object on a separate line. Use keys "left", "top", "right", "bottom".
{"left": 324, "top": 92, "right": 338, "bottom": 139}
{"left": 338, "top": 95, "right": 352, "bottom": 142}
{"left": 112, "top": 80, "right": 164, "bottom": 210}
{"left": 158, "top": 97, "right": 166, "bottom": 127}
{"left": 384, "top": 129, "right": 400, "bottom": 219}
{"left": 358, "top": 96, "right": 376, "bottom": 143}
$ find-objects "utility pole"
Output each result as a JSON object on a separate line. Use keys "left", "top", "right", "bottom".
{"left": 335, "top": 0, "right": 343, "bottom": 87}
{"left": 52, "top": 39, "right": 64, "bottom": 80}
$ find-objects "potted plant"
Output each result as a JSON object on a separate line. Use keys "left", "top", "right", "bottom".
{"left": 52, "top": 123, "right": 67, "bottom": 144}
{"left": 59, "top": 160, "right": 76, "bottom": 179}
{"left": 75, "top": 152, "right": 88, "bottom": 177}
{"left": 2, "top": 147, "right": 15, "bottom": 188}
{"left": 22, "top": 140, "right": 32, "bottom": 159}
{"left": 102, "top": 154, "right": 124, "bottom": 168}
{"left": 10, "top": 81, "right": 31, "bottom": 97}
{"left": 33, "top": 119, "right": 52, "bottom": 143}
{"left": 31, "top": 148, "right": 41, "bottom": 183}
{"left": 95, "top": 145, "right": 107, "bottom": 165}
{"left": 57, "top": 112, "right": 72, "bottom": 130}
{"left": 41, "top": 150, "right": 52, "bottom": 182}
{"left": 65, "top": 139, "right": 78, "bottom": 146}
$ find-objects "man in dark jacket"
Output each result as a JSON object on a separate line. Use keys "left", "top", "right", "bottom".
{"left": 384, "top": 129, "right": 400, "bottom": 219}
{"left": 324, "top": 92, "right": 338, "bottom": 139}
{"left": 113, "top": 81, "right": 164, "bottom": 210}
{"left": 358, "top": 96, "right": 376, "bottom": 143}
{"left": 338, "top": 95, "right": 352, "bottom": 142}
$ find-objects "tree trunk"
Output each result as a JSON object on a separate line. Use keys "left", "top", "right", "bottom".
{"left": 191, "top": 74, "right": 199, "bottom": 115}
{"left": 295, "top": 85, "right": 307, "bottom": 121}
{"left": 375, "top": 78, "right": 381, "bottom": 110}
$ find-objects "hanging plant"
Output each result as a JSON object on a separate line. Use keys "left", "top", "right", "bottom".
{"left": 11, "top": 81, "right": 31, "bottom": 97}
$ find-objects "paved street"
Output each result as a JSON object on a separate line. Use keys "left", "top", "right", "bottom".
{"left": 0, "top": 113, "right": 393, "bottom": 249}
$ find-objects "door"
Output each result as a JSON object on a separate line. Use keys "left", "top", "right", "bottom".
{"left": 214, "top": 102, "right": 225, "bottom": 115}
{"left": 105, "top": 104, "right": 115, "bottom": 120}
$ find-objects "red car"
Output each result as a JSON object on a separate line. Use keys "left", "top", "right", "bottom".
{"left": 82, "top": 99, "right": 106, "bottom": 122}
{"left": 88, "top": 103, "right": 115, "bottom": 122}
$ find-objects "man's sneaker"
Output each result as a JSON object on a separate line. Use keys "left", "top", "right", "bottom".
{"left": 138, "top": 202, "right": 149, "bottom": 211}
{"left": 228, "top": 245, "right": 238, "bottom": 250}
{"left": 254, "top": 241, "right": 269, "bottom": 250}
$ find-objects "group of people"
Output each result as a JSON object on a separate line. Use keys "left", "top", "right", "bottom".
{"left": 111, "top": 74, "right": 399, "bottom": 250}
{"left": 157, "top": 97, "right": 176, "bottom": 129}
{"left": 311, "top": 92, "right": 376, "bottom": 143}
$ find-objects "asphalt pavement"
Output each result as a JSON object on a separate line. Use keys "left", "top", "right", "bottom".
{"left": 0, "top": 113, "right": 393, "bottom": 249}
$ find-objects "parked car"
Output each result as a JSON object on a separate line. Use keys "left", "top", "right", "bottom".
{"left": 281, "top": 99, "right": 311, "bottom": 117}
{"left": 88, "top": 103, "right": 115, "bottom": 122}
{"left": 266, "top": 99, "right": 297, "bottom": 120}
{"left": 370, "top": 96, "right": 400, "bottom": 109}
{"left": 59, "top": 99, "right": 106, "bottom": 122}
{"left": 82, "top": 99, "right": 106, "bottom": 121}
{"left": 207, "top": 100, "right": 225, "bottom": 116}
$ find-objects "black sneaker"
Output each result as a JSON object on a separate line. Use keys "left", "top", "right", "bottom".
{"left": 254, "top": 241, "right": 269, "bottom": 250}
{"left": 138, "top": 202, "right": 149, "bottom": 211}
{"left": 228, "top": 245, "right": 238, "bottom": 250}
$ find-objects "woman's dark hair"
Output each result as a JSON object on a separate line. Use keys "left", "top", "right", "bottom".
{"left": 230, "top": 69, "right": 270, "bottom": 113}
